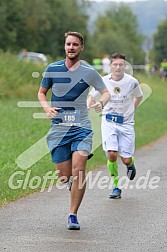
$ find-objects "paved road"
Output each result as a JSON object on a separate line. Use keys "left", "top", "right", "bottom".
{"left": 0, "top": 135, "right": 167, "bottom": 252}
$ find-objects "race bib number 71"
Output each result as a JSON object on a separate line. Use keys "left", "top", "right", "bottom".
{"left": 106, "top": 113, "right": 124, "bottom": 124}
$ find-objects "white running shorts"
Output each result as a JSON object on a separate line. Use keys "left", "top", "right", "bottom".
{"left": 101, "top": 116, "right": 135, "bottom": 158}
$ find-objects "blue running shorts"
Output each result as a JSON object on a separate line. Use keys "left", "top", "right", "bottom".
{"left": 50, "top": 127, "right": 93, "bottom": 163}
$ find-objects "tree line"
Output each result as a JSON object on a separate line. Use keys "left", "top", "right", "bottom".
{"left": 0, "top": 0, "right": 166, "bottom": 65}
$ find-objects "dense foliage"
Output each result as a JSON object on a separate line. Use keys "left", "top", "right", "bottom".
{"left": 0, "top": 0, "right": 144, "bottom": 63}
{"left": 152, "top": 19, "right": 167, "bottom": 64}
{"left": 0, "top": 0, "right": 166, "bottom": 65}
{"left": 90, "top": 4, "right": 145, "bottom": 64}
{"left": 0, "top": 0, "right": 89, "bottom": 59}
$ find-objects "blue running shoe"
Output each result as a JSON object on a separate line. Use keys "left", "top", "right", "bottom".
{"left": 127, "top": 163, "right": 136, "bottom": 180}
{"left": 67, "top": 214, "right": 80, "bottom": 230}
{"left": 109, "top": 187, "right": 122, "bottom": 199}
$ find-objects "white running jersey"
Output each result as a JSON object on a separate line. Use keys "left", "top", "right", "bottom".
{"left": 89, "top": 73, "right": 143, "bottom": 125}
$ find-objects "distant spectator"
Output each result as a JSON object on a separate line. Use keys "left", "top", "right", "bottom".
{"left": 160, "top": 58, "right": 167, "bottom": 80}
{"left": 150, "top": 63, "right": 157, "bottom": 74}
{"left": 18, "top": 49, "right": 28, "bottom": 61}
{"left": 102, "top": 55, "right": 110, "bottom": 75}
{"left": 92, "top": 57, "right": 102, "bottom": 72}
{"left": 145, "top": 62, "right": 151, "bottom": 76}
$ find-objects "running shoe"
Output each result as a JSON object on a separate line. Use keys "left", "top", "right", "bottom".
{"left": 67, "top": 214, "right": 80, "bottom": 230}
{"left": 127, "top": 163, "right": 136, "bottom": 180}
{"left": 109, "top": 187, "right": 122, "bottom": 199}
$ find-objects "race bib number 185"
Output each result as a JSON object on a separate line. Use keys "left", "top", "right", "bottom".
{"left": 58, "top": 110, "right": 81, "bottom": 126}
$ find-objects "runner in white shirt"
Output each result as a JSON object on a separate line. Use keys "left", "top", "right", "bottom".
{"left": 88, "top": 53, "right": 143, "bottom": 198}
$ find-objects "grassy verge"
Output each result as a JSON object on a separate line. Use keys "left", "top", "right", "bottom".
{"left": 0, "top": 51, "right": 47, "bottom": 99}
{"left": 0, "top": 63, "right": 167, "bottom": 205}
{"left": 135, "top": 74, "right": 167, "bottom": 146}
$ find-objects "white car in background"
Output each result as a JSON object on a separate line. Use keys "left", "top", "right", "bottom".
{"left": 19, "top": 51, "right": 48, "bottom": 66}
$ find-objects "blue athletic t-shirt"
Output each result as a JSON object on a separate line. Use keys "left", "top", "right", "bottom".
{"left": 40, "top": 59, "right": 106, "bottom": 150}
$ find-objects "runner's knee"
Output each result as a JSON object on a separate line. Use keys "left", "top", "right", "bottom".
{"left": 72, "top": 166, "right": 85, "bottom": 178}
{"left": 122, "top": 157, "right": 131, "bottom": 166}
{"left": 108, "top": 151, "right": 117, "bottom": 161}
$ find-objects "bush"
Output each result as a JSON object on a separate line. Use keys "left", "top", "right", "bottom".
{"left": 0, "top": 51, "right": 47, "bottom": 99}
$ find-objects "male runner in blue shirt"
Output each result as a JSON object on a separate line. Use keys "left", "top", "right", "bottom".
{"left": 38, "top": 31, "right": 110, "bottom": 230}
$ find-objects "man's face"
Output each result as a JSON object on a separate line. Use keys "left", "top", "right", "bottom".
{"left": 110, "top": 58, "right": 125, "bottom": 78}
{"left": 65, "top": 35, "right": 84, "bottom": 60}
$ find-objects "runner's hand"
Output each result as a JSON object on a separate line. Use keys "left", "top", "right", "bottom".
{"left": 45, "top": 107, "right": 61, "bottom": 119}
{"left": 91, "top": 101, "right": 103, "bottom": 113}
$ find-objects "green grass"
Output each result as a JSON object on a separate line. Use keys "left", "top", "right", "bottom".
{"left": 135, "top": 74, "right": 167, "bottom": 146}
{"left": 0, "top": 99, "right": 53, "bottom": 204}
{"left": 1, "top": 51, "right": 167, "bottom": 206}
{"left": 0, "top": 50, "right": 50, "bottom": 99}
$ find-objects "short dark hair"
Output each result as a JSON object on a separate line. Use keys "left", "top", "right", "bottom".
{"left": 110, "top": 53, "right": 126, "bottom": 62}
{"left": 64, "top": 31, "right": 84, "bottom": 45}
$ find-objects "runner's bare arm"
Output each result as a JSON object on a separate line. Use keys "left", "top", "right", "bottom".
{"left": 38, "top": 86, "right": 60, "bottom": 118}
{"left": 91, "top": 88, "right": 110, "bottom": 113}
{"left": 134, "top": 96, "right": 143, "bottom": 109}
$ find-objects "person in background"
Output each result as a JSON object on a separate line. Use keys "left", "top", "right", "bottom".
{"left": 92, "top": 57, "right": 102, "bottom": 72}
{"left": 102, "top": 55, "right": 110, "bottom": 75}
{"left": 18, "top": 49, "right": 28, "bottom": 61}
{"left": 87, "top": 53, "right": 143, "bottom": 199}
{"left": 38, "top": 31, "right": 110, "bottom": 230}
{"left": 160, "top": 58, "right": 167, "bottom": 80}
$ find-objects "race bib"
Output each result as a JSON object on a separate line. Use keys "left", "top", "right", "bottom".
{"left": 58, "top": 110, "right": 81, "bottom": 126}
{"left": 106, "top": 113, "right": 124, "bottom": 124}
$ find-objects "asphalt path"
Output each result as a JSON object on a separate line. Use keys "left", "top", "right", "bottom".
{"left": 0, "top": 135, "right": 167, "bottom": 252}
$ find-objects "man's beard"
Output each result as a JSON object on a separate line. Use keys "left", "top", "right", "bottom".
{"left": 67, "top": 52, "right": 80, "bottom": 61}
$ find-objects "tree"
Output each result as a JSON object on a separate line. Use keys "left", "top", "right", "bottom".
{"left": 0, "top": 0, "right": 53, "bottom": 52}
{"left": 153, "top": 19, "right": 167, "bottom": 64}
{"left": 39, "top": 0, "right": 89, "bottom": 59}
{"left": 90, "top": 4, "right": 145, "bottom": 64}
{"left": 0, "top": 0, "right": 88, "bottom": 59}
{"left": 0, "top": 0, "right": 23, "bottom": 51}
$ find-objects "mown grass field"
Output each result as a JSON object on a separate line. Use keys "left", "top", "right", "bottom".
{"left": 1, "top": 51, "right": 167, "bottom": 206}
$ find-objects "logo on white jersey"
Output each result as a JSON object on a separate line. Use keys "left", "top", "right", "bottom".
{"left": 114, "top": 87, "right": 121, "bottom": 94}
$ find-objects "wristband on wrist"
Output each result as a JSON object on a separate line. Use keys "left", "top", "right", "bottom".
{"left": 99, "top": 101, "right": 104, "bottom": 109}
